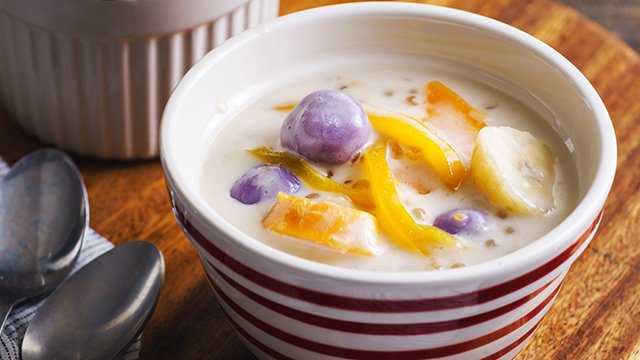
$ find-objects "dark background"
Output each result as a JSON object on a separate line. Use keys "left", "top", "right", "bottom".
{"left": 560, "top": 0, "right": 640, "bottom": 50}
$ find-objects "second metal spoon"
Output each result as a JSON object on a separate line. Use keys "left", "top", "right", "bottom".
{"left": 21, "top": 241, "right": 165, "bottom": 360}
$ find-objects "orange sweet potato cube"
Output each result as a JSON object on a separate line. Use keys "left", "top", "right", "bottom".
{"left": 262, "top": 193, "right": 381, "bottom": 256}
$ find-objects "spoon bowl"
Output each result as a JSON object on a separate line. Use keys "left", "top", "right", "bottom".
{"left": 0, "top": 149, "right": 87, "bottom": 333}
{"left": 21, "top": 241, "right": 165, "bottom": 360}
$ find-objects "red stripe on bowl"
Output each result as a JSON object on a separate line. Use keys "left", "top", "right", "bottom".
{"left": 224, "top": 311, "right": 293, "bottom": 360}
{"left": 174, "top": 202, "right": 600, "bottom": 312}
{"left": 205, "top": 258, "right": 558, "bottom": 335}
{"left": 224, "top": 304, "right": 546, "bottom": 360}
{"left": 481, "top": 317, "right": 544, "bottom": 360}
{"left": 205, "top": 272, "right": 562, "bottom": 359}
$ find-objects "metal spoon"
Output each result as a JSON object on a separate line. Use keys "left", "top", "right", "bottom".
{"left": 21, "top": 241, "right": 165, "bottom": 360}
{"left": 0, "top": 149, "right": 87, "bottom": 333}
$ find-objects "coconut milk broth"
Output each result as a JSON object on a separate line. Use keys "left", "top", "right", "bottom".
{"left": 199, "top": 62, "right": 578, "bottom": 271}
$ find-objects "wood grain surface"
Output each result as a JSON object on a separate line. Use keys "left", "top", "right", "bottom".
{"left": 0, "top": 0, "right": 639, "bottom": 359}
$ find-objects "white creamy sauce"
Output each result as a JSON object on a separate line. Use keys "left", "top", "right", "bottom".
{"left": 199, "top": 62, "right": 578, "bottom": 271}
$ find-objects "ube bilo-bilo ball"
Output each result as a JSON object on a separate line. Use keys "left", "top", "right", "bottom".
{"left": 230, "top": 165, "right": 300, "bottom": 204}
{"left": 433, "top": 208, "right": 489, "bottom": 236}
{"left": 281, "top": 90, "right": 371, "bottom": 164}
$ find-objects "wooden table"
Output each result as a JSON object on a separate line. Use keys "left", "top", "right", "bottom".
{"left": 1, "top": 0, "right": 639, "bottom": 359}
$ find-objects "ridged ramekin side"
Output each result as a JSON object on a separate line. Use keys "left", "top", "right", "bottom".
{"left": 0, "top": 0, "right": 279, "bottom": 158}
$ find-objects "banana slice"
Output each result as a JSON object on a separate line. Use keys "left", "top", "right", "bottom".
{"left": 471, "top": 126, "right": 556, "bottom": 215}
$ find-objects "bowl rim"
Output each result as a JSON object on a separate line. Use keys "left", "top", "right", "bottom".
{"left": 161, "top": 2, "right": 617, "bottom": 285}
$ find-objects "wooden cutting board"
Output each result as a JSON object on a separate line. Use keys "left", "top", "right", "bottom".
{"left": 0, "top": 0, "right": 639, "bottom": 359}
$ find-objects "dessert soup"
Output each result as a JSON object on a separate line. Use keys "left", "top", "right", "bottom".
{"left": 200, "top": 61, "right": 578, "bottom": 271}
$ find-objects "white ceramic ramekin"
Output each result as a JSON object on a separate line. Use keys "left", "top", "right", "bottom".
{"left": 161, "top": 3, "right": 616, "bottom": 359}
{"left": 0, "top": 0, "right": 279, "bottom": 158}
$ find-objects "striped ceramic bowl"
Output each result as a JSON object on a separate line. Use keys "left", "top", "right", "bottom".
{"left": 161, "top": 3, "right": 616, "bottom": 359}
{"left": 0, "top": 0, "right": 279, "bottom": 159}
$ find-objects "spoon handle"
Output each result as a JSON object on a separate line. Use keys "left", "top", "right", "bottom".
{"left": 0, "top": 297, "right": 17, "bottom": 334}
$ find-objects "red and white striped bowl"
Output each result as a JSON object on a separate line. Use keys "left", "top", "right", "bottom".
{"left": 161, "top": 3, "right": 616, "bottom": 359}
